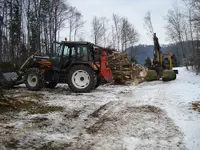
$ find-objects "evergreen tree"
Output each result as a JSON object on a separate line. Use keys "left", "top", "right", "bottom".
{"left": 144, "top": 57, "right": 152, "bottom": 69}
{"left": 172, "top": 54, "right": 178, "bottom": 67}
{"left": 130, "top": 56, "right": 137, "bottom": 63}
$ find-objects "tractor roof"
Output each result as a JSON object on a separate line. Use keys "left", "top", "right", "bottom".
{"left": 57, "top": 41, "right": 103, "bottom": 49}
{"left": 61, "top": 41, "right": 91, "bottom": 44}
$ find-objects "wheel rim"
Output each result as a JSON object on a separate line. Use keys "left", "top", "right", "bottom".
{"left": 27, "top": 74, "right": 38, "bottom": 87}
{"left": 72, "top": 70, "right": 90, "bottom": 89}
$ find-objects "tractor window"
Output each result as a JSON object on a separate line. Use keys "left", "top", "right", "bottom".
{"left": 63, "top": 46, "right": 70, "bottom": 57}
{"left": 77, "top": 46, "right": 88, "bottom": 61}
{"left": 71, "top": 47, "right": 76, "bottom": 60}
{"left": 51, "top": 42, "right": 62, "bottom": 58}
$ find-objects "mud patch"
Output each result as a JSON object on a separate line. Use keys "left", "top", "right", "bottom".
{"left": 191, "top": 101, "right": 200, "bottom": 112}
{"left": 0, "top": 91, "right": 44, "bottom": 114}
{"left": 0, "top": 99, "right": 64, "bottom": 115}
{"left": 86, "top": 115, "right": 118, "bottom": 134}
{"left": 127, "top": 105, "right": 163, "bottom": 113}
{"left": 83, "top": 104, "right": 186, "bottom": 150}
{"left": 89, "top": 101, "right": 113, "bottom": 118}
{"left": 29, "top": 105, "right": 64, "bottom": 114}
{"left": 64, "top": 110, "right": 82, "bottom": 119}
{"left": 5, "top": 138, "right": 20, "bottom": 149}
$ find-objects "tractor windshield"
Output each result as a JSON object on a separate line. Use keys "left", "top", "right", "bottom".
{"left": 52, "top": 42, "right": 62, "bottom": 57}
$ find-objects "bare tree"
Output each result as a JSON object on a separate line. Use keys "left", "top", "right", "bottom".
{"left": 91, "top": 16, "right": 106, "bottom": 45}
{"left": 112, "top": 14, "right": 122, "bottom": 50}
{"left": 121, "top": 17, "right": 139, "bottom": 51}
{"left": 165, "top": 5, "right": 186, "bottom": 64}
{"left": 184, "top": 0, "right": 200, "bottom": 72}
{"left": 144, "top": 11, "right": 154, "bottom": 39}
{"left": 68, "top": 7, "right": 80, "bottom": 41}
{"left": 184, "top": 0, "right": 195, "bottom": 58}
{"left": 112, "top": 14, "right": 139, "bottom": 51}
{"left": 0, "top": 0, "right": 80, "bottom": 63}
{"left": 73, "top": 13, "right": 84, "bottom": 41}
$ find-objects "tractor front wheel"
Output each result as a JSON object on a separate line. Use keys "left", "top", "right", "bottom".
{"left": 25, "top": 68, "right": 44, "bottom": 91}
{"left": 68, "top": 65, "right": 97, "bottom": 93}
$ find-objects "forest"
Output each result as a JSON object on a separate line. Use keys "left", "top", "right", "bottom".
{"left": 0, "top": 0, "right": 200, "bottom": 72}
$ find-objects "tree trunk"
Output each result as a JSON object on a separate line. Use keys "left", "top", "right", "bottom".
{"left": 9, "top": 0, "right": 15, "bottom": 62}
{"left": 0, "top": 17, "right": 2, "bottom": 62}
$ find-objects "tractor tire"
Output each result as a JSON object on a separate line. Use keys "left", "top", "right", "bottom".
{"left": 25, "top": 68, "right": 44, "bottom": 91}
{"left": 44, "top": 82, "right": 58, "bottom": 89}
{"left": 67, "top": 65, "right": 97, "bottom": 93}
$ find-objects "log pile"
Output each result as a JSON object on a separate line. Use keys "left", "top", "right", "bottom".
{"left": 107, "top": 52, "right": 147, "bottom": 84}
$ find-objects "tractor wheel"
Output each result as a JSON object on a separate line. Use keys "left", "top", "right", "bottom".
{"left": 44, "top": 82, "right": 58, "bottom": 89}
{"left": 68, "top": 65, "right": 97, "bottom": 93}
{"left": 25, "top": 68, "right": 44, "bottom": 91}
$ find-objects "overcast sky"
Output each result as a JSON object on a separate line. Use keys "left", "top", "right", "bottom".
{"left": 61, "top": 0, "right": 179, "bottom": 45}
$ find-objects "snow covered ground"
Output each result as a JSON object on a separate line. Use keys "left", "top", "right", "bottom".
{"left": 0, "top": 67, "right": 199, "bottom": 150}
{"left": 129, "top": 67, "right": 200, "bottom": 150}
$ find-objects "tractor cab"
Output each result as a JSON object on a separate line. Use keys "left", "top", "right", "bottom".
{"left": 50, "top": 41, "right": 103, "bottom": 70}
{"left": 162, "top": 53, "right": 172, "bottom": 70}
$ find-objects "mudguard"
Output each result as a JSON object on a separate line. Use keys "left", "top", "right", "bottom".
{"left": 100, "top": 51, "right": 113, "bottom": 81}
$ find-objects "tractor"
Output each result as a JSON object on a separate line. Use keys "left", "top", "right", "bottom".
{"left": 0, "top": 41, "right": 113, "bottom": 93}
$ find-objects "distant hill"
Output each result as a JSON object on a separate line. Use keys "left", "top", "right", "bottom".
{"left": 126, "top": 44, "right": 179, "bottom": 65}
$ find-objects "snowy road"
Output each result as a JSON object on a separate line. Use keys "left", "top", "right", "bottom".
{"left": 129, "top": 67, "right": 200, "bottom": 150}
{"left": 0, "top": 67, "right": 199, "bottom": 150}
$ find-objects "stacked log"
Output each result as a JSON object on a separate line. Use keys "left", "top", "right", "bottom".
{"left": 134, "top": 64, "right": 148, "bottom": 84}
{"left": 107, "top": 52, "right": 147, "bottom": 84}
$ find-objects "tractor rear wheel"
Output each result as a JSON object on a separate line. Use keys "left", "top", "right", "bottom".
{"left": 25, "top": 68, "right": 44, "bottom": 91}
{"left": 68, "top": 65, "right": 97, "bottom": 93}
{"left": 44, "top": 82, "right": 58, "bottom": 89}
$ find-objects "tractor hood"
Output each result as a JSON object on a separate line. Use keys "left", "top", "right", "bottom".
{"left": 33, "top": 55, "right": 59, "bottom": 67}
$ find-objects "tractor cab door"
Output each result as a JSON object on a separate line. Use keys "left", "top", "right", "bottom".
{"left": 59, "top": 44, "right": 76, "bottom": 69}
{"left": 77, "top": 44, "right": 90, "bottom": 62}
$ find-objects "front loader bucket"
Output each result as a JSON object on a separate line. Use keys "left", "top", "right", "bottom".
{"left": 0, "top": 72, "right": 12, "bottom": 87}
{"left": 0, "top": 72, "right": 24, "bottom": 88}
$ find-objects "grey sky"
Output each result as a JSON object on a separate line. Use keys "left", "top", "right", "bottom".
{"left": 61, "top": 0, "right": 178, "bottom": 45}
